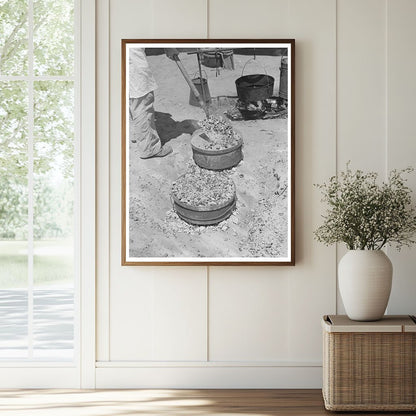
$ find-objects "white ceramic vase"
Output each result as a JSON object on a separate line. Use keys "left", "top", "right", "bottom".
{"left": 338, "top": 250, "right": 393, "bottom": 321}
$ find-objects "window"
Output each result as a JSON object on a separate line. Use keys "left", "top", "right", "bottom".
{"left": 0, "top": 0, "right": 78, "bottom": 361}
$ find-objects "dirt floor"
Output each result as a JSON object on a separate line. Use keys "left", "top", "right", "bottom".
{"left": 128, "top": 51, "right": 289, "bottom": 260}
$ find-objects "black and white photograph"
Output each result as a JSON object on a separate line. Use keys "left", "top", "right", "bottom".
{"left": 122, "top": 40, "right": 295, "bottom": 265}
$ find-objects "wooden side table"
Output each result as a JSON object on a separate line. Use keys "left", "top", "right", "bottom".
{"left": 322, "top": 315, "right": 416, "bottom": 411}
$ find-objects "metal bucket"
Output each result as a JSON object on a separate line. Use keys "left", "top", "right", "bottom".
{"left": 279, "top": 57, "right": 288, "bottom": 100}
{"left": 235, "top": 58, "right": 274, "bottom": 102}
{"left": 189, "top": 75, "right": 211, "bottom": 107}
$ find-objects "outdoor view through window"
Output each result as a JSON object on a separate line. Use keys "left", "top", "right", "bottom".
{"left": 0, "top": 0, "right": 76, "bottom": 360}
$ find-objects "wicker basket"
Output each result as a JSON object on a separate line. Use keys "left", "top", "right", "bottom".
{"left": 322, "top": 315, "right": 416, "bottom": 412}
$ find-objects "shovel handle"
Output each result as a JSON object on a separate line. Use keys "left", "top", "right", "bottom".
{"left": 174, "top": 58, "right": 210, "bottom": 117}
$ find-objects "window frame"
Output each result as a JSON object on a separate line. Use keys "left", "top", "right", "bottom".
{"left": 0, "top": 0, "right": 96, "bottom": 388}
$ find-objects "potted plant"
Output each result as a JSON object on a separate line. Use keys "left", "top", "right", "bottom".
{"left": 314, "top": 164, "right": 416, "bottom": 321}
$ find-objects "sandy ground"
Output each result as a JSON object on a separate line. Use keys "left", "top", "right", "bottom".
{"left": 128, "top": 51, "right": 289, "bottom": 259}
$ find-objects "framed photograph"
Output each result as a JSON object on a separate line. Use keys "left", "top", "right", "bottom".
{"left": 122, "top": 39, "right": 295, "bottom": 265}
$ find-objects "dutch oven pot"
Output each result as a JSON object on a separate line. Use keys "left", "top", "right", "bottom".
{"left": 235, "top": 58, "right": 274, "bottom": 102}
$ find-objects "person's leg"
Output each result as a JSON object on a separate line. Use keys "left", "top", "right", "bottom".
{"left": 130, "top": 91, "right": 168, "bottom": 158}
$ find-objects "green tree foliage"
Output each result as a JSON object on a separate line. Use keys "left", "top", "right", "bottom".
{"left": 0, "top": 177, "right": 27, "bottom": 238}
{"left": 34, "top": 177, "right": 73, "bottom": 239}
{"left": 0, "top": 81, "right": 28, "bottom": 179}
{"left": 34, "top": 81, "right": 74, "bottom": 178}
{"left": 0, "top": 0, "right": 28, "bottom": 75}
{"left": 33, "top": 0, "right": 74, "bottom": 75}
{"left": 0, "top": 0, "right": 74, "bottom": 240}
{"left": 0, "top": 81, "right": 28, "bottom": 238}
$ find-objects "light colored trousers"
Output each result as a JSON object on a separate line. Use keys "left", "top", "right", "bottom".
{"left": 129, "top": 91, "right": 162, "bottom": 158}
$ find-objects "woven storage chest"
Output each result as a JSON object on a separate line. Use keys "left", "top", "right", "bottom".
{"left": 322, "top": 315, "right": 416, "bottom": 411}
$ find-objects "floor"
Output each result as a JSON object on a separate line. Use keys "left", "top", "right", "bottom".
{"left": 0, "top": 389, "right": 413, "bottom": 416}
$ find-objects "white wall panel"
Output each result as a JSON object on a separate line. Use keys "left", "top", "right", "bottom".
{"left": 103, "top": 0, "right": 208, "bottom": 362}
{"left": 286, "top": 0, "right": 337, "bottom": 362}
{"left": 209, "top": 0, "right": 289, "bottom": 38}
{"left": 209, "top": 267, "right": 290, "bottom": 361}
{"left": 208, "top": 0, "right": 336, "bottom": 365}
{"left": 110, "top": 270, "right": 155, "bottom": 360}
{"left": 152, "top": 0, "right": 207, "bottom": 38}
{"left": 386, "top": 0, "right": 416, "bottom": 315}
{"left": 110, "top": 268, "right": 207, "bottom": 361}
{"left": 94, "top": 0, "right": 416, "bottom": 388}
{"left": 337, "top": 0, "right": 387, "bottom": 172}
{"left": 336, "top": 0, "right": 387, "bottom": 313}
{"left": 108, "top": 0, "right": 207, "bottom": 39}
{"left": 151, "top": 270, "right": 207, "bottom": 361}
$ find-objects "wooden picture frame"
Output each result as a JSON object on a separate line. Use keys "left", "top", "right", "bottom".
{"left": 122, "top": 39, "right": 295, "bottom": 265}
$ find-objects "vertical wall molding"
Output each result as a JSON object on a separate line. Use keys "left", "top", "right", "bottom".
{"left": 206, "top": 0, "right": 210, "bottom": 38}
{"left": 206, "top": 266, "right": 210, "bottom": 361}
{"left": 96, "top": 0, "right": 111, "bottom": 362}
{"left": 385, "top": 0, "right": 416, "bottom": 314}
{"left": 335, "top": 0, "right": 339, "bottom": 314}
{"left": 385, "top": 0, "right": 389, "bottom": 180}
{"left": 206, "top": 0, "right": 210, "bottom": 362}
{"left": 80, "top": 0, "right": 96, "bottom": 388}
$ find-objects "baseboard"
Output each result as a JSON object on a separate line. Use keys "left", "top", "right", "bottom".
{"left": 95, "top": 365, "right": 323, "bottom": 388}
